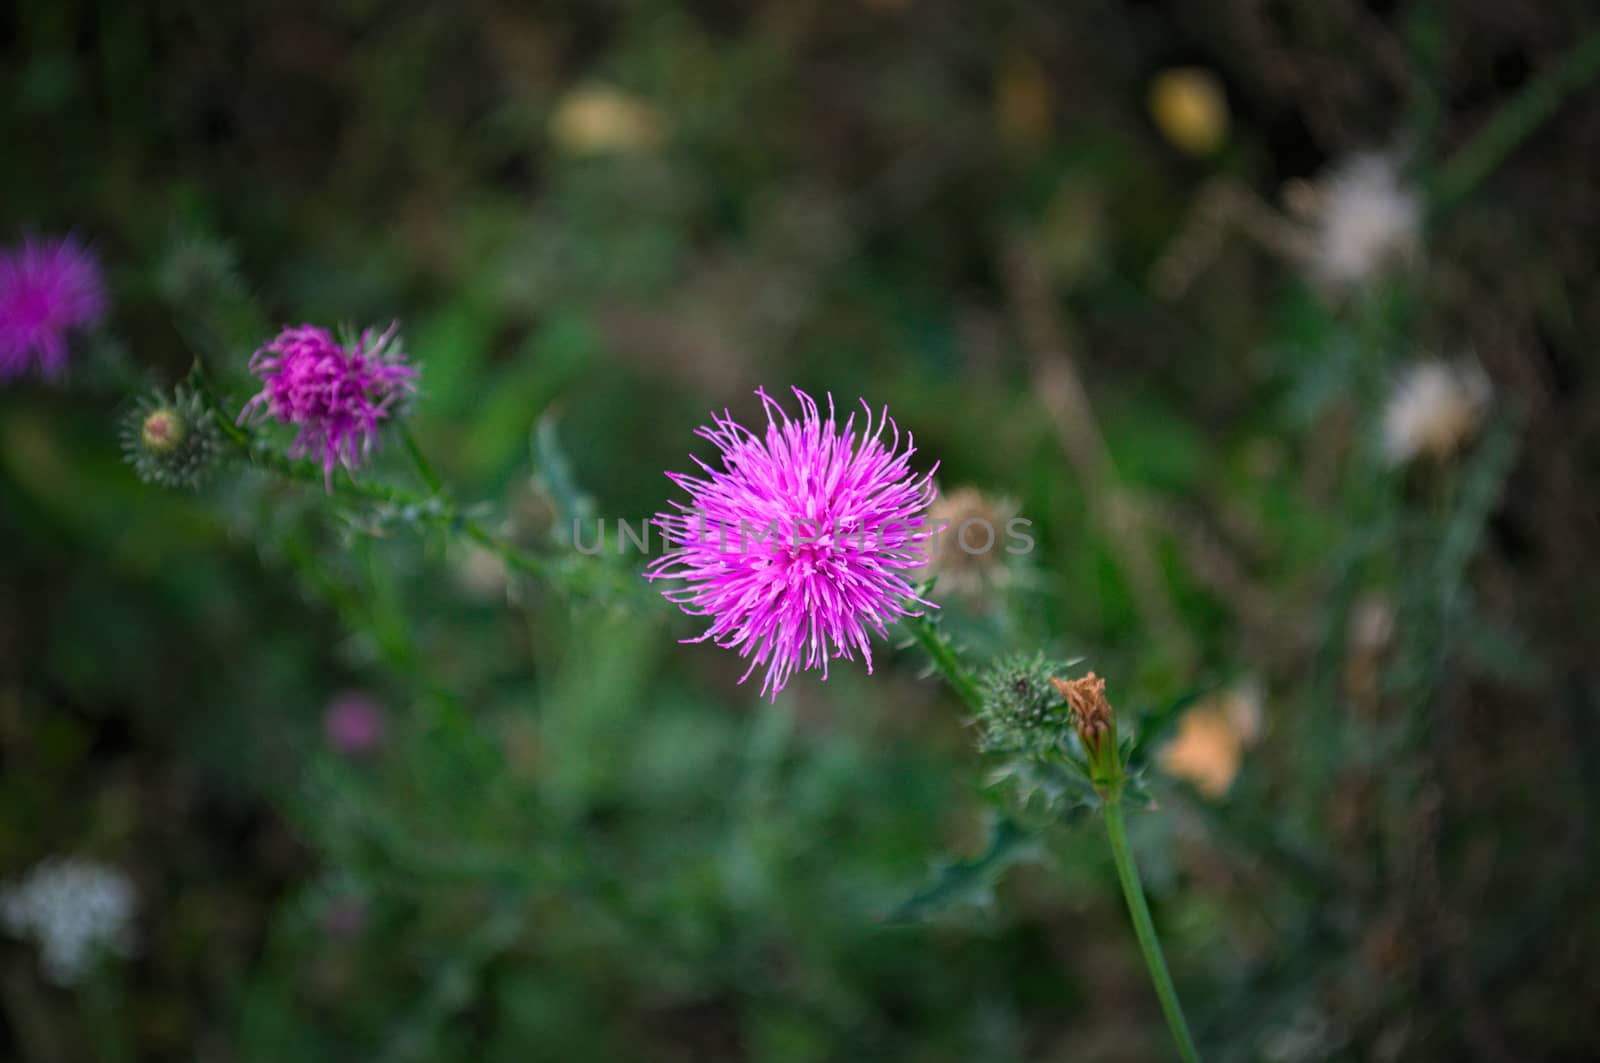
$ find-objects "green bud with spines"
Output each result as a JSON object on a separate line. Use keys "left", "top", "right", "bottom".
{"left": 976, "top": 652, "right": 1076, "bottom": 754}
{"left": 121, "top": 385, "right": 222, "bottom": 489}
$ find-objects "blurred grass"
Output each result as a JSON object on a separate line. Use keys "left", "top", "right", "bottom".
{"left": 4, "top": 1, "right": 1600, "bottom": 1059}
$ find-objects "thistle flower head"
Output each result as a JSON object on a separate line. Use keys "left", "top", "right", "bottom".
{"left": 0, "top": 235, "right": 106, "bottom": 380}
{"left": 646, "top": 387, "right": 938, "bottom": 700}
{"left": 976, "top": 652, "right": 1076, "bottom": 753}
{"left": 1381, "top": 359, "right": 1491, "bottom": 466}
{"left": 121, "top": 385, "right": 222, "bottom": 489}
{"left": 240, "top": 323, "right": 417, "bottom": 489}
{"left": 1309, "top": 153, "right": 1421, "bottom": 289}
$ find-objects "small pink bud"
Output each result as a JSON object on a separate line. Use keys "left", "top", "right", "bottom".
{"left": 323, "top": 692, "right": 388, "bottom": 756}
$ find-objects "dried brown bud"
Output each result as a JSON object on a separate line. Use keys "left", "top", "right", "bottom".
{"left": 1051, "top": 672, "right": 1114, "bottom": 741}
{"left": 1051, "top": 672, "right": 1122, "bottom": 786}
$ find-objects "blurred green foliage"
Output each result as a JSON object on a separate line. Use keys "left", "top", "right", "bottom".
{"left": 4, "top": 1, "right": 1600, "bottom": 1060}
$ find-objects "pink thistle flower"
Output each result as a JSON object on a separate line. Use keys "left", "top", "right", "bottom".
{"left": 240, "top": 323, "right": 417, "bottom": 489}
{"left": 646, "top": 387, "right": 939, "bottom": 700}
{"left": 322, "top": 691, "right": 388, "bottom": 756}
{"left": 0, "top": 235, "right": 106, "bottom": 380}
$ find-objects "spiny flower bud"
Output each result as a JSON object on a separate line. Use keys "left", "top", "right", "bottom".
{"left": 976, "top": 652, "right": 1076, "bottom": 753}
{"left": 141, "top": 407, "right": 182, "bottom": 451}
{"left": 121, "top": 385, "right": 221, "bottom": 489}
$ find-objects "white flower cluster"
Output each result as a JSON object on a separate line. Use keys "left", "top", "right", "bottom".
{"left": 1381, "top": 360, "right": 1493, "bottom": 466}
{"left": 1311, "top": 154, "right": 1422, "bottom": 289}
{"left": 1, "top": 858, "right": 136, "bottom": 986}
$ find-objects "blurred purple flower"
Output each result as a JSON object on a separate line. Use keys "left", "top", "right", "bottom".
{"left": 646, "top": 387, "right": 938, "bottom": 700}
{"left": 239, "top": 323, "right": 417, "bottom": 489}
{"left": 0, "top": 235, "right": 106, "bottom": 381}
{"left": 323, "top": 692, "right": 388, "bottom": 756}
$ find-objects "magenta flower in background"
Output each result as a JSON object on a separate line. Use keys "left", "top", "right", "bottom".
{"left": 323, "top": 691, "right": 388, "bottom": 756}
{"left": 646, "top": 387, "right": 939, "bottom": 700}
{"left": 0, "top": 235, "right": 106, "bottom": 380}
{"left": 239, "top": 323, "right": 417, "bottom": 489}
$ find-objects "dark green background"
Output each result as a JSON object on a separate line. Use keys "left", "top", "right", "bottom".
{"left": 3, "top": 1, "right": 1599, "bottom": 1059}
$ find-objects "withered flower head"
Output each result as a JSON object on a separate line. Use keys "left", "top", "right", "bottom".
{"left": 1052, "top": 672, "right": 1112, "bottom": 739}
{"left": 915, "top": 485, "right": 1019, "bottom": 607}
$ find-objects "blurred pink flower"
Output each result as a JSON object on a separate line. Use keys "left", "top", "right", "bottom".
{"left": 0, "top": 235, "right": 106, "bottom": 380}
{"left": 239, "top": 323, "right": 417, "bottom": 489}
{"left": 322, "top": 692, "right": 388, "bottom": 756}
{"left": 646, "top": 387, "right": 938, "bottom": 699}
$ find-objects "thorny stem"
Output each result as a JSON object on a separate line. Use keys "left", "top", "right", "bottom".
{"left": 1058, "top": 671, "right": 1200, "bottom": 1062}
{"left": 196, "top": 386, "right": 652, "bottom": 598}
{"left": 1103, "top": 794, "right": 1203, "bottom": 1063}
{"left": 907, "top": 608, "right": 1199, "bottom": 1060}
{"left": 902, "top": 614, "right": 983, "bottom": 712}
{"left": 203, "top": 395, "right": 457, "bottom": 511}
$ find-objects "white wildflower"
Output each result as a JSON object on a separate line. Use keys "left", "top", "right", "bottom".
{"left": 1, "top": 859, "right": 136, "bottom": 985}
{"left": 1310, "top": 154, "right": 1421, "bottom": 289}
{"left": 1381, "top": 360, "right": 1492, "bottom": 466}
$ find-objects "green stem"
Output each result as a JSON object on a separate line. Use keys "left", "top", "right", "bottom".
{"left": 460, "top": 519, "right": 550, "bottom": 581}
{"left": 202, "top": 390, "right": 574, "bottom": 583}
{"left": 903, "top": 614, "right": 983, "bottom": 712}
{"left": 1404, "top": 1, "right": 1444, "bottom": 169}
{"left": 1103, "top": 796, "right": 1201, "bottom": 1063}
{"left": 1430, "top": 28, "right": 1600, "bottom": 212}
{"left": 400, "top": 424, "right": 444, "bottom": 495}
{"left": 212, "top": 397, "right": 650, "bottom": 601}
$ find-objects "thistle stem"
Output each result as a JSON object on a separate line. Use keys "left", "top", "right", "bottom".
{"left": 195, "top": 387, "right": 655, "bottom": 596}
{"left": 1103, "top": 795, "right": 1201, "bottom": 1063}
{"left": 902, "top": 615, "right": 983, "bottom": 712}
{"left": 399, "top": 424, "right": 444, "bottom": 496}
